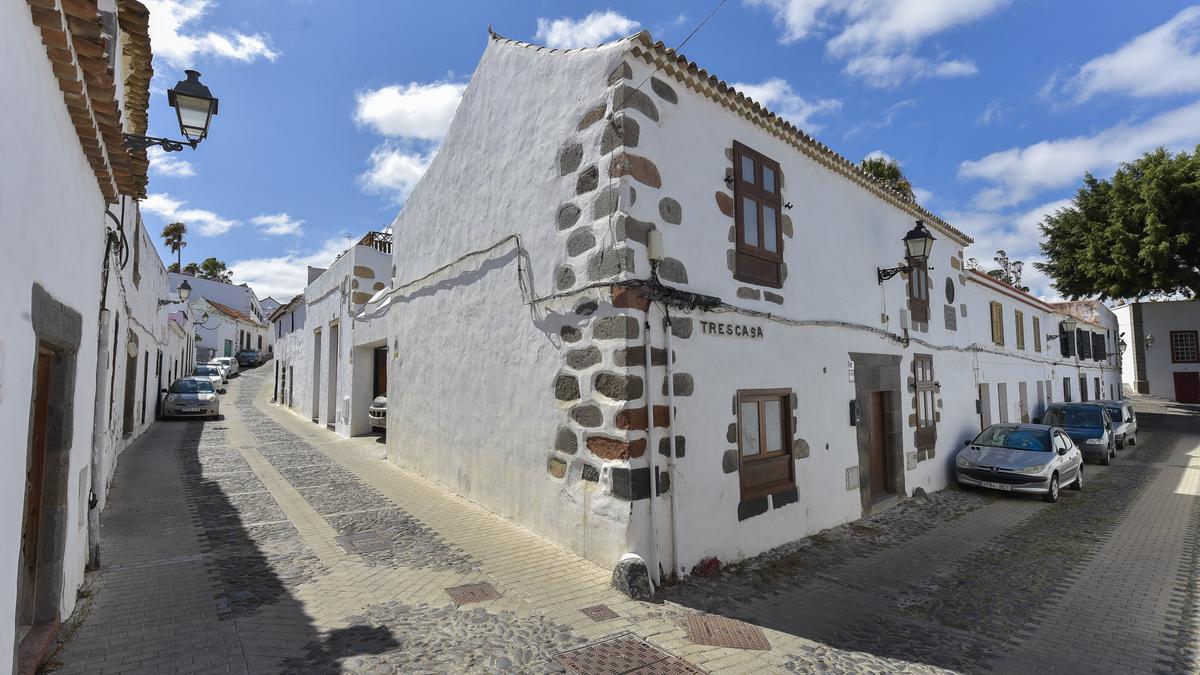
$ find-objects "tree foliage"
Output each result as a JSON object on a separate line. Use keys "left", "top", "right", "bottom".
{"left": 860, "top": 156, "right": 915, "bottom": 202}
{"left": 181, "top": 262, "right": 199, "bottom": 276}
{"left": 160, "top": 222, "right": 187, "bottom": 268}
{"left": 1036, "top": 145, "right": 1200, "bottom": 299}
{"left": 969, "top": 250, "right": 1030, "bottom": 292}
{"left": 196, "top": 257, "right": 232, "bottom": 283}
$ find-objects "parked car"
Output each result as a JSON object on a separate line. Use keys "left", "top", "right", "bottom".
{"left": 206, "top": 360, "right": 233, "bottom": 380}
{"left": 236, "top": 349, "right": 262, "bottom": 367}
{"left": 1101, "top": 401, "right": 1138, "bottom": 448}
{"left": 368, "top": 396, "right": 387, "bottom": 432}
{"left": 162, "top": 377, "right": 220, "bottom": 419}
{"left": 956, "top": 423, "right": 1084, "bottom": 503}
{"left": 1036, "top": 403, "right": 1116, "bottom": 465}
{"left": 192, "top": 364, "right": 227, "bottom": 393}
{"left": 213, "top": 356, "right": 239, "bottom": 376}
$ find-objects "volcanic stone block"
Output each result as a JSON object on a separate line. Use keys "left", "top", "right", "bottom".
{"left": 570, "top": 404, "right": 603, "bottom": 427}
{"left": 650, "top": 77, "right": 677, "bottom": 104}
{"left": 594, "top": 372, "right": 644, "bottom": 400}
{"left": 560, "top": 143, "right": 583, "bottom": 175}
{"left": 593, "top": 315, "right": 639, "bottom": 340}
{"left": 659, "top": 198, "right": 682, "bottom": 225}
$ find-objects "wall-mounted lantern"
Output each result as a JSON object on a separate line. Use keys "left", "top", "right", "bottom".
{"left": 877, "top": 220, "right": 936, "bottom": 284}
{"left": 158, "top": 279, "right": 192, "bottom": 307}
{"left": 1118, "top": 338, "right": 1128, "bottom": 354}
{"left": 1145, "top": 333, "right": 1156, "bottom": 348}
{"left": 124, "top": 70, "right": 219, "bottom": 152}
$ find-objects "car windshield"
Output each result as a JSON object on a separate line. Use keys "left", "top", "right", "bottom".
{"left": 1104, "top": 405, "right": 1124, "bottom": 420}
{"left": 194, "top": 366, "right": 218, "bottom": 376}
{"left": 170, "top": 379, "right": 214, "bottom": 394}
{"left": 1043, "top": 407, "right": 1103, "bottom": 428}
{"left": 972, "top": 426, "right": 1052, "bottom": 452}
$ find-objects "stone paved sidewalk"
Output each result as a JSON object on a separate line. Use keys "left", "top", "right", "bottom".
{"left": 46, "top": 368, "right": 1200, "bottom": 674}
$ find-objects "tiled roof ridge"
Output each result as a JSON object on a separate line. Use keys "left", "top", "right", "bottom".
{"left": 205, "top": 298, "right": 254, "bottom": 323}
{"left": 626, "top": 31, "right": 971, "bottom": 245}
{"left": 967, "top": 268, "right": 1054, "bottom": 311}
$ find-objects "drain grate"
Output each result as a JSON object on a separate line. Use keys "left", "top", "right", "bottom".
{"left": 335, "top": 530, "right": 391, "bottom": 554}
{"left": 684, "top": 614, "right": 771, "bottom": 651}
{"left": 581, "top": 604, "right": 620, "bottom": 622}
{"left": 553, "top": 632, "right": 704, "bottom": 674}
{"left": 444, "top": 581, "right": 502, "bottom": 606}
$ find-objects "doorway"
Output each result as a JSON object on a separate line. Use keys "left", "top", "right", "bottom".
{"left": 327, "top": 323, "right": 339, "bottom": 429}
{"left": 1036, "top": 380, "right": 1045, "bottom": 418}
{"left": 1174, "top": 372, "right": 1200, "bottom": 404}
{"left": 1080, "top": 375, "right": 1089, "bottom": 402}
{"left": 121, "top": 342, "right": 138, "bottom": 437}
{"left": 312, "top": 329, "right": 322, "bottom": 422}
{"left": 373, "top": 346, "right": 388, "bottom": 398}
{"left": 978, "top": 383, "right": 992, "bottom": 429}
{"left": 867, "top": 391, "right": 893, "bottom": 501}
{"left": 997, "top": 383, "right": 1009, "bottom": 423}
{"left": 1018, "top": 382, "right": 1030, "bottom": 423}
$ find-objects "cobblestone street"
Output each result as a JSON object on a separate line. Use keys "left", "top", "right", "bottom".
{"left": 46, "top": 366, "right": 1200, "bottom": 674}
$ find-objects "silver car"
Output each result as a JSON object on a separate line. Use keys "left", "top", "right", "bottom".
{"left": 162, "top": 377, "right": 220, "bottom": 419}
{"left": 1102, "top": 401, "right": 1137, "bottom": 448}
{"left": 213, "top": 356, "right": 239, "bottom": 376}
{"left": 956, "top": 423, "right": 1084, "bottom": 503}
{"left": 368, "top": 396, "right": 387, "bottom": 432}
{"left": 191, "top": 364, "right": 227, "bottom": 393}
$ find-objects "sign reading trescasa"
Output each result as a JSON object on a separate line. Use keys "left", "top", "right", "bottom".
{"left": 699, "top": 320, "right": 763, "bottom": 338}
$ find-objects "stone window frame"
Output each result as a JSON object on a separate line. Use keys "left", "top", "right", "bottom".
{"left": 736, "top": 388, "right": 795, "bottom": 501}
{"left": 1170, "top": 330, "right": 1200, "bottom": 363}
{"left": 1014, "top": 309, "right": 1025, "bottom": 350}
{"left": 912, "top": 354, "right": 937, "bottom": 451}
{"left": 1033, "top": 316, "right": 1042, "bottom": 352}
{"left": 731, "top": 141, "right": 784, "bottom": 288}
{"left": 989, "top": 301, "right": 1005, "bottom": 346}
{"left": 907, "top": 259, "right": 930, "bottom": 323}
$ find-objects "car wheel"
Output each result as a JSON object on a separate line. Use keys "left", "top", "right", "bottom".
{"left": 1100, "top": 447, "right": 1111, "bottom": 465}
{"left": 1044, "top": 474, "right": 1060, "bottom": 503}
{"left": 1116, "top": 435, "right": 1125, "bottom": 450}
{"left": 1070, "top": 466, "right": 1083, "bottom": 491}
{"left": 1128, "top": 434, "right": 1136, "bottom": 446}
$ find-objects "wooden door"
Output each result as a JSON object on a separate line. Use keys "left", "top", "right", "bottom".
{"left": 979, "top": 383, "right": 992, "bottom": 429}
{"left": 1018, "top": 382, "right": 1030, "bottom": 423}
{"left": 373, "top": 347, "right": 387, "bottom": 398}
{"left": 1174, "top": 372, "right": 1200, "bottom": 404}
{"left": 868, "top": 391, "right": 892, "bottom": 499}
{"left": 20, "top": 346, "right": 53, "bottom": 612}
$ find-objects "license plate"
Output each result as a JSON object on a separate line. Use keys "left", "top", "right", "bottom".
{"left": 979, "top": 481, "right": 1012, "bottom": 491}
{"left": 186, "top": 407, "right": 205, "bottom": 413}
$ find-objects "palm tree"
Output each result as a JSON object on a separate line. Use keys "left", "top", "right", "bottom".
{"left": 859, "top": 156, "right": 916, "bottom": 202}
{"left": 197, "top": 257, "right": 233, "bottom": 283}
{"left": 161, "top": 222, "right": 188, "bottom": 269}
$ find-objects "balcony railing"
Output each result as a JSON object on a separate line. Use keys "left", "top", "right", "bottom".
{"left": 358, "top": 231, "right": 392, "bottom": 254}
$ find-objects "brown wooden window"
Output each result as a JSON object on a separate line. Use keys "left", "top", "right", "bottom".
{"left": 907, "top": 260, "right": 930, "bottom": 323}
{"left": 737, "top": 388, "right": 794, "bottom": 500}
{"left": 1014, "top": 310, "right": 1025, "bottom": 350}
{"left": 989, "top": 301, "right": 1005, "bottom": 346}
{"left": 1171, "top": 330, "right": 1200, "bottom": 363}
{"left": 1033, "top": 316, "right": 1041, "bottom": 352}
{"left": 732, "top": 142, "right": 784, "bottom": 288}
{"left": 913, "top": 355, "right": 937, "bottom": 451}
{"left": 1076, "top": 328, "right": 1092, "bottom": 360}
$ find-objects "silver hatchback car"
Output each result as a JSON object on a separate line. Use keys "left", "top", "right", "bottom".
{"left": 956, "top": 423, "right": 1084, "bottom": 503}
{"left": 162, "top": 377, "right": 220, "bottom": 420}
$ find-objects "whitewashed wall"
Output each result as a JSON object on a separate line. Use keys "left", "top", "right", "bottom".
{"left": 272, "top": 300, "right": 309, "bottom": 413}
{"left": 1114, "top": 300, "right": 1200, "bottom": 400}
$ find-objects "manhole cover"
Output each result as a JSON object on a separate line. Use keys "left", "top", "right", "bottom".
{"left": 445, "top": 581, "right": 502, "bottom": 606}
{"left": 685, "top": 614, "right": 770, "bottom": 651}
{"left": 553, "top": 632, "right": 704, "bottom": 674}
{"left": 581, "top": 604, "right": 620, "bottom": 622}
{"left": 335, "top": 530, "right": 391, "bottom": 554}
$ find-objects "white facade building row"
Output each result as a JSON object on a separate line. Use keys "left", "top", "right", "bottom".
{"left": 1114, "top": 299, "right": 1200, "bottom": 403}
{"left": 2, "top": 1, "right": 197, "bottom": 671}
{"left": 344, "top": 30, "right": 1123, "bottom": 591}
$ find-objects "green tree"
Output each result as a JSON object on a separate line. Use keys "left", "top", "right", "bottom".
{"left": 1036, "top": 146, "right": 1200, "bottom": 299}
{"left": 196, "top": 257, "right": 232, "bottom": 283}
{"left": 160, "top": 222, "right": 187, "bottom": 269}
{"left": 860, "top": 156, "right": 915, "bottom": 201}
{"left": 181, "top": 262, "right": 199, "bottom": 276}
{"left": 167, "top": 262, "right": 180, "bottom": 273}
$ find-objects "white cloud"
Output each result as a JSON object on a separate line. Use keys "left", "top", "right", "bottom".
{"left": 864, "top": 149, "right": 897, "bottom": 163}
{"left": 358, "top": 143, "right": 437, "bottom": 201}
{"left": 1062, "top": 6, "right": 1200, "bottom": 103}
{"left": 251, "top": 213, "right": 304, "bottom": 236}
{"left": 912, "top": 186, "right": 934, "bottom": 204}
{"left": 143, "top": 0, "right": 279, "bottom": 70}
{"left": 977, "top": 98, "right": 1003, "bottom": 125}
{"left": 747, "top": 0, "right": 1005, "bottom": 87}
{"left": 354, "top": 82, "right": 466, "bottom": 139}
{"left": 534, "top": 10, "right": 639, "bottom": 49}
{"left": 959, "top": 99, "right": 1200, "bottom": 209}
{"left": 147, "top": 147, "right": 195, "bottom": 177}
{"left": 229, "top": 239, "right": 350, "bottom": 300}
{"left": 141, "top": 192, "right": 236, "bottom": 236}
{"left": 730, "top": 78, "right": 842, "bottom": 131}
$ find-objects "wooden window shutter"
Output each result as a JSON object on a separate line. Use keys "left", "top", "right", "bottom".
{"left": 1033, "top": 316, "right": 1041, "bottom": 352}
{"left": 1015, "top": 310, "right": 1025, "bottom": 350}
{"left": 990, "top": 302, "right": 1004, "bottom": 345}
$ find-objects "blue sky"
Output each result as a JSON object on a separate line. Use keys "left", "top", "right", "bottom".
{"left": 138, "top": 0, "right": 1200, "bottom": 301}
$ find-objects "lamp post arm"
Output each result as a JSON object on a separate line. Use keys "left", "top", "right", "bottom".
{"left": 122, "top": 134, "right": 199, "bottom": 153}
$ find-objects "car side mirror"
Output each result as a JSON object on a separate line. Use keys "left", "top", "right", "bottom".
{"left": 963, "top": 440, "right": 971, "bottom": 447}
{"left": 1057, "top": 447, "right": 1068, "bottom": 456}
{"left": 1032, "top": 417, "right": 1041, "bottom": 424}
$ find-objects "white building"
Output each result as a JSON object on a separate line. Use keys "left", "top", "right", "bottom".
{"left": 358, "top": 30, "right": 1122, "bottom": 591}
{"left": 169, "top": 273, "right": 273, "bottom": 359}
{"left": 1113, "top": 300, "right": 1200, "bottom": 403}
{"left": 2, "top": 1, "right": 193, "bottom": 670}
{"left": 190, "top": 297, "right": 270, "bottom": 364}
{"left": 270, "top": 232, "right": 392, "bottom": 437}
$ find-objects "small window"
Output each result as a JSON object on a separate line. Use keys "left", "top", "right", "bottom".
{"left": 1014, "top": 310, "right": 1025, "bottom": 350}
{"left": 1171, "top": 331, "right": 1198, "bottom": 363}
{"left": 737, "top": 388, "right": 794, "bottom": 500}
{"left": 1076, "top": 328, "right": 1092, "bottom": 360}
{"left": 913, "top": 354, "right": 937, "bottom": 451}
{"left": 907, "top": 260, "right": 929, "bottom": 323}
{"left": 1033, "top": 316, "right": 1041, "bottom": 352}
{"left": 989, "top": 301, "right": 1005, "bottom": 346}
{"left": 1092, "top": 332, "right": 1105, "bottom": 362}
{"left": 732, "top": 142, "right": 784, "bottom": 288}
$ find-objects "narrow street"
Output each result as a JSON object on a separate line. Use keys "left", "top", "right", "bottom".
{"left": 46, "top": 365, "right": 1200, "bottom": 674}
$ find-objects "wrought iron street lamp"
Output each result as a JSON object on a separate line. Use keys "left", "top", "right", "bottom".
{"left": 877, "top": 221, "right": 936, "bottom": 284}
{"left": 158, "top": 279, "right": 192, "bottom": 307}
{"left": 1118, "top": 337, "right": 1128, "bottom": 354}
{"left": 123, "top": 70, "right": 219, "bottom": 152}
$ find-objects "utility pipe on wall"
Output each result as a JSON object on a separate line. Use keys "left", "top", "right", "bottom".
{"left": 641, "top": 317, "right": 659, "bottom": 592}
